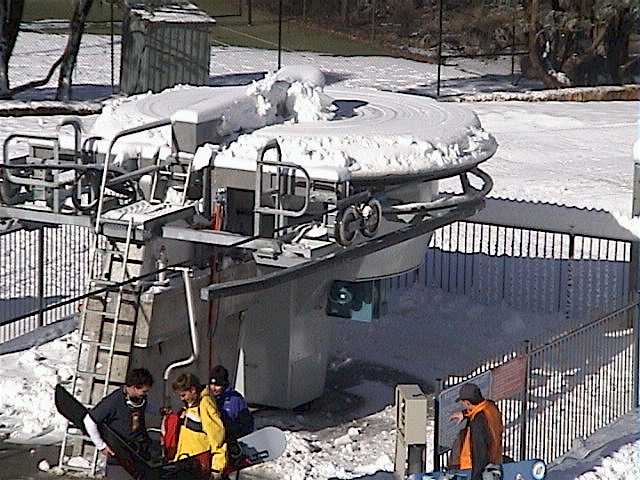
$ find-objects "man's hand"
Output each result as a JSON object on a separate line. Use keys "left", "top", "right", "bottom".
{"left": 449, "top": 411, "right": 465, "bottom": 423}
{"left": 100, "top": 445, "right": 115, "bottom": 456}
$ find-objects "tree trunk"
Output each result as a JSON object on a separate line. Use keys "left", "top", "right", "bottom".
{"left": 56, "top": 0, "right": 94, "bottom": 102}
{"left": 604, "top": 6, "right": 632, "bottom": 84}
{"left": 0, "top": 0, "right": 25, "bottom": 98}
{"left": 526, "top": 0, "right": 564, "bottom": 88}
{"left": 340, "top": 0, "right": 348, "bottom": 25}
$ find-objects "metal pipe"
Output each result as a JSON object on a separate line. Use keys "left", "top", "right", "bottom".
{"left": 58, "top": 117, "right": 83, "bottom": 156}
{"left": 383, "top": 168, "right": 493, "bottom": 214}
{"left": 163, "top": 268, "right": 200, "bottom": 400}
{"left": 2, "top": 133, "right": 58, "bottom": 184}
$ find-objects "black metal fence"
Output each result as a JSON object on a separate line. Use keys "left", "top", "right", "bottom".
{"left": 425, "top": 221, "right": 631, "bottom": 324}
{"left": 0, "top": 225, "right": 95, "bottom": 343}
{"left": 434, "top": 302, "right": 639, "bottom": 467}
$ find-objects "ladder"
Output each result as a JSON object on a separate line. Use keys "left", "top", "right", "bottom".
{"left": 58, "top": 219, "right": 145, "bottom": 476}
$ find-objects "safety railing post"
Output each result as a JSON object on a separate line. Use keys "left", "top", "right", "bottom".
{"left": 36, "top": 226, "right": 45, "bottom": 328}
{"left": 634, "top": 303, "right": 640, "bottom": 407}
{"left": 433, "top": 378, "right": 443, "bottom": 471}
{"left": 519, "top": 340, "right": 531, "bottom": 461}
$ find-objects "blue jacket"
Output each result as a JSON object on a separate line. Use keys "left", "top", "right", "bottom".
{"left": 215, "top": 388, "right": 254, "bottom": 440}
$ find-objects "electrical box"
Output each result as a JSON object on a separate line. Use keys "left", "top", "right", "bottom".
{"left": 395, "top": 384, "right": 428, "bottom": 479}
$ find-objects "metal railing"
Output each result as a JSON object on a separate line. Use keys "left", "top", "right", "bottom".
{"left": 0, "top": 225, "right": 98, "bottom": 343}
{"left": 434, "top": 302, "right": 639, "bottom": 467}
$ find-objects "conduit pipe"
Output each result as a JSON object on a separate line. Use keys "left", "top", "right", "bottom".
{"left": 163, "top": 268, "right": 199, "bottom": 401}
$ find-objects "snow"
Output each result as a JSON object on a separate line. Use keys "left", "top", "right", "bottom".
{"left": 0, "top": 332, "right": 77, "bottom": 445}
{"left": 574, "top": 441, "right": 639, "bottom": 480}
{"left": 81, "top": 69, "right": 495, "bottom": 180}
{"left": 0, "top": 32, "right": 639, "bottom": 480}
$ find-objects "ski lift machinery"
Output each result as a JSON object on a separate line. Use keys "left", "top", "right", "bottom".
{"left": 0, "top": 67, "right": 495, "bottom": 409}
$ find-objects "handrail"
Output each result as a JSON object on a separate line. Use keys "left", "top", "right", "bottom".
{"left": 57, "top": 117, "right": 82, "bottom": 159}
{"left": 383, "top": 168, "right": 493, "bottom": 215}
{"left": 256, "top": 159, "right": 312, "bottom": 217}
{"left": 94, "top": 118, "right": 171, "bottom": 233}
{"left": 254, "top": 139, "right": 312, "bottom": 237}
{"left": 1, "top": 133, "right": 58, "bottom": 184}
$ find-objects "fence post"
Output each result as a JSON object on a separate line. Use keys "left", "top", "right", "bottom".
{"left": 110, "top": 0, "right": 115, "bottom": 94}
{"left": 436, "top": 0, "right": 443, "bottom": 97}
{"left": 433, "top": 378, "right": 443, "bottom": 471}
{"left": 247, "top": 0, "right": 252, "bottom": 26}
{"left": 277, "top": 0, "right": 283, "bottom": 70}
{"left": 519, "top": 340, "right": 531, "bottom": 461}
{"left": 634, "top": 303, "right": 640, "bottom": 407}
{"left": 36, "top": 226, "right": 45, "bottom": 328}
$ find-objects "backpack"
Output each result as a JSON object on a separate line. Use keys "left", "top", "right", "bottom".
{"left": 161, "top": 410, "right": 182, "bottom": 460}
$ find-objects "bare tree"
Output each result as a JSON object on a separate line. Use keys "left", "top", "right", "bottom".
{"left": 57, "top": 0, "right": 95, "bottom": 101}
{"left": 0, "top": 0, "right": 24, "bottom": 98}
{"left": 527, "top": 0, "right": 637, "bottom": 87}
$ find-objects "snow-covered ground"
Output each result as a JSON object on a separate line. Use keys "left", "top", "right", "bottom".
{"left": 0, "top": 31, "right": 638, "bottom": 480}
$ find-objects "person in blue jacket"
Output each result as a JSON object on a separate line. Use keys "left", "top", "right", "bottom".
{"left": 208, "top": 365, "right": 254, "bottom": 441}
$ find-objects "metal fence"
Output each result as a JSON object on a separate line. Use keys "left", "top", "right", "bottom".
{"left": 0, "top": 225, "right": 95, "bottom": 343}
{"left": 434, "top": 302, "right": 639, "bottom": 467}
{"left": 425, "top": 221, "right": 631, "bottom": 324}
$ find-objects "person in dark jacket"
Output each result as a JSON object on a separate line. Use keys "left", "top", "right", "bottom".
{"left": 208, "top": 365, "right": 254, "bottom": 441}
{"left": 449, "top": 383, "right": 504, "bottom": 480}
{"left": 83, "top": 368, "right": 154, "bottom": 480}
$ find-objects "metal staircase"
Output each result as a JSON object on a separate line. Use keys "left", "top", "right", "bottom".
{"left": 58, "top": 219, "right": 145, "bottom": 476}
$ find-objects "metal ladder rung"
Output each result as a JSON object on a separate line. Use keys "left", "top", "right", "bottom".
{"left": 63, "top": 431, "right": 91, "bottom": 442}
{"left": 89, "top": 279, "right": 138, "bottom": 292}
{"left": 81, "top": 339, "right": 133, "bottom": 353}
{"left": 60, "top": 464, "right": 93, "bottom": 472}
{"left": 101, "top": 251, "right": 144, "bottom": 265}
{"left": 90, "top": 278, "right": 118, "bottom": 287}
{"left": 83, "top": 309, "right": 115, "bottom": 319}
{"left": 76, "top": 370, "right": 107, "bottom": 381}
{"left": 99, "top": 248, "right": 125, "bottom": 257}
